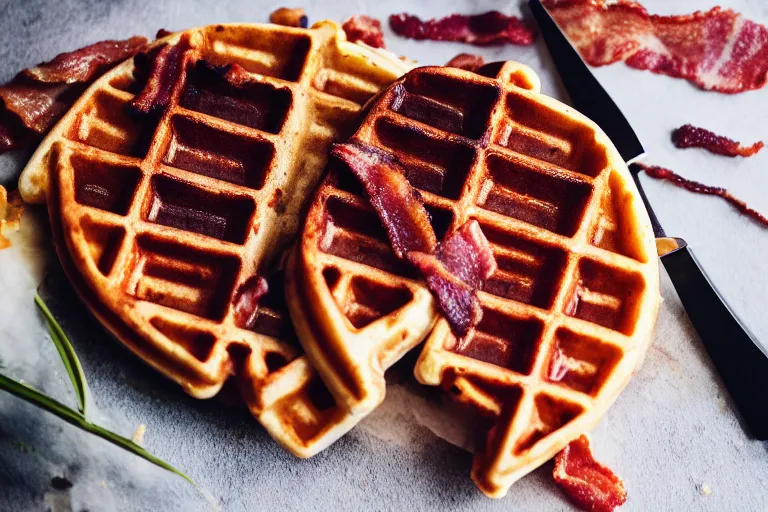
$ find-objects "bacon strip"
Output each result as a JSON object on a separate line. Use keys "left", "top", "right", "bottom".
{"left": 544, "top": 0, "right": 768, "bottom": 94}
{"left": 332, "top": 141, "right": 497, "bottom": 336}
{"left": 130, "top": 40, "right": 191, "bottom": 115}
{"left": 553, "top": 435, "right": 627, "bottom": 512}
{"left": 639, "top": 163, "right": 768, "bottom": 229}
{"left": 23, "top": 37, "right": 148, "bottom": 84}
{"left": 445, "top": 53, "right": 486, "bottom": 72}
{"left": 233, "top": 275, "right": 269, "bottom": 329}
{"left": 0, "top": 36, "right": 147, "bottom": 153}
{"left": 434, "top": 220, "right": 497, "bottom": 289}
{"left": 342, "top": 15, "right": 386, "bottom": 49}
{"left": 408, "top": 221, "right": 497, "bottom": 337}
{"left": 672, "top": 124, "right": 764, "bottom": 157}
{"left": 331, "top": 141, "right": 436, "bottom": 257}
{"left": 0, "top": 82, "right": 72, "bottom": 134}
{"left": 389, "top": 11, "right": 536, "bottom": 46}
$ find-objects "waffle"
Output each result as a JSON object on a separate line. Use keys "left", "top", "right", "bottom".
{"left": 287, "top": 62, "right": 660, "bottom": 495}
{"left": 19, "top": 22, "right": 411, "bottom": 457}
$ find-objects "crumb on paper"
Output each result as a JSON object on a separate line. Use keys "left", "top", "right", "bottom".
{"left": 100, "top": 480, "right": 108, "bottom": 488}
{"left": 132, "top": 424, "right": 146, "bottom": 446}
{"left": 700, "top": 483, "right": 713, "bottom": 496}
{"left": 0, "top": 185, "right": 24, "bottom": 250}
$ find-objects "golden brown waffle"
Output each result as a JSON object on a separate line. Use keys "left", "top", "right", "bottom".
{"left": 287, "top": 62, "right": 660, "bottom": 494}
{"left": 20, "top": 22, "right": 411, "bottom": 457}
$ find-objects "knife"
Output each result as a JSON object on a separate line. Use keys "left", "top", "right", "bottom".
{"left": 529, "top": 0, "right": 768, "bottom": 440}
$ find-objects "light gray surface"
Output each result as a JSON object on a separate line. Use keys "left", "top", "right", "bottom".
{"left": 1, "top": 0, "right": 768, "bottom": 511}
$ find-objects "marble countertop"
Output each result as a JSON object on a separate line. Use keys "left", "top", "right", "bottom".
{"left": 1, "top": 0, "right": 767, "bottom": 510}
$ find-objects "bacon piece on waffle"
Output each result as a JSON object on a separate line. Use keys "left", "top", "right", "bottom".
{"left": 435, "top": 220, "right": 497, "bottom": 289}
{"left": 672, "top": 124, "right": 764, "bottom": 157}
{"left": 408, "top": 220, "right": 497, "bottom": 336}
{"left": 131, "top": 39, "right": 192, "bottom": 115}
{"left": 342, "top": 15, "right": 386, "bottom": 49}
{"left": 446, "top": 53, "right": 486, "bottom": 72}
{"left": 544, "top": 0, "right": 768, "bottom": 94}
{"left": 408, "top": 251, "right": 481, "bottom": 337}
{"left": 554, "top": 434, "right": 627, "bottom": 512}
{"left": 0, "top": 36, "right": 147, "bottom": 154}
{"left": 233, "top": 275, "right": 270, "bottom": 329}
{"left": 269, "top": 7, "right": 309, "bottom": 28}
{"left": 639, "top": 163, "right": 768, "bottom": 229}
{"left": 332, "top": 141, "right": 496, "bottom": 335}
{"left": 389, "top": 11, "right": 536, "bottom": 46}
{"left": 331, "top": 141, "right": 437, "bottom": 257}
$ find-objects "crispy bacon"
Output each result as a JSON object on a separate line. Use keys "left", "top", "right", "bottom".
{"left": 130, "top": 39, "right": 191, "bottom": 115}
{"left": 342, "top": 15, "right": 386, "bottom": 49}
{"left": 389, "top": 11, "right": 536, "bottom": 46}
{"left": 0, "top": 82, "right": 73, "bottom": 134}
{"left": 332, "top": 141, "right": 497, "bottom": 336}
{"left": 434, "top": 220, "right": 497, "bottom": 289}
{"left": 0, "top": 36, "right": 147, "bottom": 154}
{"left": 672, "top": 124, "right": 764, "bottom": 157}
{"left": 445, "top": 53, "right": 486, "bottom": 72}
{"left": 408, "top": 251, "right": 481, "bottom": 337}
{"left": 554, "top": 435, "right": 627, "bottom": 512}
{"left": 233, "top": 275, "right": 269, "bottom": 329}
{"left": 331, "top": 141, "right": 437, "bottom": 257}
{"left": 639, "top": 163, "right": 768, "bottom": 229}
{"left": 269, "top": 7, "right": 309, "bottom": 28}
{"left": 23, "top": 36, "right": 148, "bottom": 84}
{"left": 544, "top": 0, "right": 768, "bottom": 94}
{"left": 408, "top": 221, "right": 497, "bottom": 337}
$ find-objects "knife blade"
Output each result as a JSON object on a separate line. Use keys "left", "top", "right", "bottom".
{"left": 529, "top": 0, "right": 768, "bottom": 440}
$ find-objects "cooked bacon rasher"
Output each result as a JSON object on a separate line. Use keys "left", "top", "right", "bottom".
{"left": 389, "top": 11, "right": 536, "bottom": 46}
{"left": 342, "top": 15, "right": 386, "bottom": 49}
{"left": 639, "top": 163, "right": 768, "bottom": 229}
{"left": 672, "top": 124, "right": 764, "bottom": 158}
{"left": 0, "top": 36, "right": 147, "bottom": 154}
{"left": 408, "top": 220, "right": 497, "bottom": 337}
{"left": 130, "top": 37, "right": 193, "bottom": 115}
{"left": 553, "top": 434, "right": 627, "bottom": 512}
{"left": 331, "top": 141, "right": 497, "bottom": 337}
{"left": 331, "top": 141, "right": 436, "bottom": 257}
{"left": 544, "top": 0, "right": 768, "bottom": 94}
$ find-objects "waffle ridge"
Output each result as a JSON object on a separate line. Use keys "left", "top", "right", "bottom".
{"left": 287, "top": 62, "right": 660, "bottom": 495}
{"left": 21, "top": 21, "right": 412, "bottom": 457}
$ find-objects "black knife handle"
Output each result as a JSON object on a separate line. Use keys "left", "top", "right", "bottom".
{"left": 662, "top": 246, "right": 768, "bottom": 440}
